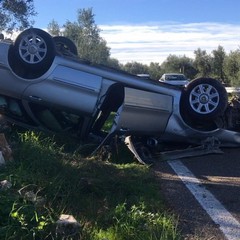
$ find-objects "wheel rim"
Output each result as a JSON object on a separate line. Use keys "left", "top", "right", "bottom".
{"left": 189, "top": 83, "right": 220, "bottom": 114}
{"left": 19, "top": 33, "right": 47, "bottom": 64}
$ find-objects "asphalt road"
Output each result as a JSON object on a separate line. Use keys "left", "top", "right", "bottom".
{"left": 154, "top": 147, "right": 240, "bottom": 240}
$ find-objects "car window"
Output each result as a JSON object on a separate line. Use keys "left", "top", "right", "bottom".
{"left": 165, "top": 74, "right": 187, "bottom": 81}
{"left": 29, "top": 103, "right": 84, "bottom": 134}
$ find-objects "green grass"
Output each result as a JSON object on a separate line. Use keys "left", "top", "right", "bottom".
{"left": 0, "top": 131, "right": 181, "bottom": 240}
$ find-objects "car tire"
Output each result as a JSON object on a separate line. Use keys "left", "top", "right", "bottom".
{"left": 181, "top": 77, "right": 228, "bottom": 121}
{"left": 13, "top": 28, "right": 56, "bottom": 72}
{"left": 53, "top": 36, "right": 78, "bottom": 55}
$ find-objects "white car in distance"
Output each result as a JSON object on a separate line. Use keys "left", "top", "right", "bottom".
{"left": 159, "top": 73, "right": 189, "bottom": 87}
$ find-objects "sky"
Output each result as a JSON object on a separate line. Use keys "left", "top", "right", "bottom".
{"left": 32, "top": 0, "right": 240, "bottom": 64}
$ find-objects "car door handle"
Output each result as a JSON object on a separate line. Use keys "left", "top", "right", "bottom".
{"left": 29, "top": 95, "right": 42, "bottom": 101}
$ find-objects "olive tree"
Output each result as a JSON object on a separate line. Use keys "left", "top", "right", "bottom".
{"left": 161, "top": 54, "right": 196, "bottom": 80}
{"left": 224, "top": 50, "right": 240, "bottom": 86}
{"left": 47, "top": 20, "right": 61, "bottom": 36}
{"left": 62, "top": 8, "right": 110, "bottom": 64}
{"left": 122, "top": 61, "right": 149, "bottom": 75}
{"left": 0, "top": 0, "right": 36, "bottom": 32}
{"left": 148, "top": 62, "right": 162, "bottom": 80}
{"left": 211, "top": 45, "right": 226, "bottom": 81}
{"left": 193, "top": 48, "right": 212, "bottom": 77}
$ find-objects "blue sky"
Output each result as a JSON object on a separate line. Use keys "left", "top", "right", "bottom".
{"left": 33, "top": 0, "right": 240, "bottom": 64}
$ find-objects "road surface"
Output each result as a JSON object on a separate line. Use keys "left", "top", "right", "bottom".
{"left": 154, "top": 147, "right": 240, "bottom": 240}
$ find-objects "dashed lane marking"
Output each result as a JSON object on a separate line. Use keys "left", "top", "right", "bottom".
{"left": 168, "top": 160, "right": 240, "bottom": 240}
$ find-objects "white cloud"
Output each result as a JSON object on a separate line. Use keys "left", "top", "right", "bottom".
{"left": 4, "top": 22, "right": 240, "bottom": 65}
{"left": 100, "top": 22, "right": 240, "bottom": 64}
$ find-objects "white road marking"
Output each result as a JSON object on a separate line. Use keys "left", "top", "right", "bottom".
{"left": 168, "top": 160, "right": 240, "bottom": 240}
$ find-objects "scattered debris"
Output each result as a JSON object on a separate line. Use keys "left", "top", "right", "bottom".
{"left": 18, "top": 184, "right": 46, "bottom": 207}
{"left": 24, "top": 190, "right": 37, "bottom": 202}
{"left": 56, "top": 214, "right": 81, "bottom": 238}
{"left": 18, "top": 184, "right": 38, "bottom": 197}
{"left": 0, "top": 133, "right": 13, "bottom": 161}
{"left": 0, "top": 151, "right": 5, "bottom": 166}
{"left": 0, "top": 179, "right": 12, "bottom": 190}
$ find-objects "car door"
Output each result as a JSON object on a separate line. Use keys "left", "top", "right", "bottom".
{"left": 22, "top": 65, "right": 102, "bottom": 137}
{"left": 113, "top": 87, "right": 173, "bottom": 134}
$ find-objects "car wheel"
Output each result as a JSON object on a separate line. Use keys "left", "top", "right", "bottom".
{"left": 181, "top": 78, "right": 228, "bottom": 120}
{"left": 14, "top": 28, "right": 55, "bottom": 71}
{"left": 53, "top": 36, "right": 78, "bottom": 55}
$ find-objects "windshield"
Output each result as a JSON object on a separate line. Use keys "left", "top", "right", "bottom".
{"left": 165, "top": 74, "right": 187, "bottom": 81}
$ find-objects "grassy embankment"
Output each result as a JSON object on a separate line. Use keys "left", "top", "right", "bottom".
{"left": 0, "top": 129, "right": 181, "bottom": 240}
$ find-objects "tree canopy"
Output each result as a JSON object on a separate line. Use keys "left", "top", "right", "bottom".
{"left": 48, "top": 8, "right": 110, "bottom": 65}
{"left": 1, "top": 2, "right": 240, "bottom": 85}
{"left": 0, "top": 0, "right": 36, "bottom": 32}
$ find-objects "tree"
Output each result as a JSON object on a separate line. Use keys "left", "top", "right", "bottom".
{"left": 106, "top": 57, "right": 121, "bottom": 69}
{"left": 161, "top": 55, "right": 180, "bottom": 73}
{"left": 47, "top": 20, "right": 61, "bottom": 36}
{"left": 211, "top": 45, "right": 226, "bottom": 81}
{"left": 122, "top": 61, "right": 149, "bottom": 75}
{"left": 148, "top": 62, "right": 162, "bottom": 80}
{"left": 161, "top": 55, "right": 196, "bottom": 80}
{"left": 224, "top": 50, "right": 240, "bottom": 86}
{"left": 193, "top": 48, "right": 211, "bottom": 77}
{"left": 0, "top": 0, "right": 36, "bottom": 32}
{"left": 62, "top": 8, "right": 110, "bottom": 64}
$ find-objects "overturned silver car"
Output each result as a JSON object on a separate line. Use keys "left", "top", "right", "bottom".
{"left": 0, "top": 28, "right": 240, "bottom": 160}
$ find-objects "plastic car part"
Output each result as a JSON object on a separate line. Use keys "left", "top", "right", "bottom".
{"left": 53, "top": 36, "right": 78, "bottom": 56}
{"left": 160, "top": 137, "right": 223, "bottom": 161}
{"left": 124, "top": 136, "right": 154, "bottom": 164}
{"left": 181, "top": 78, "right": 228, "bottom": 121}
{"left": 12, "top": 28, "right": 56, "bottom": 77}
{"left": 125, "top": 135, "right": 223, "bottom": 164}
